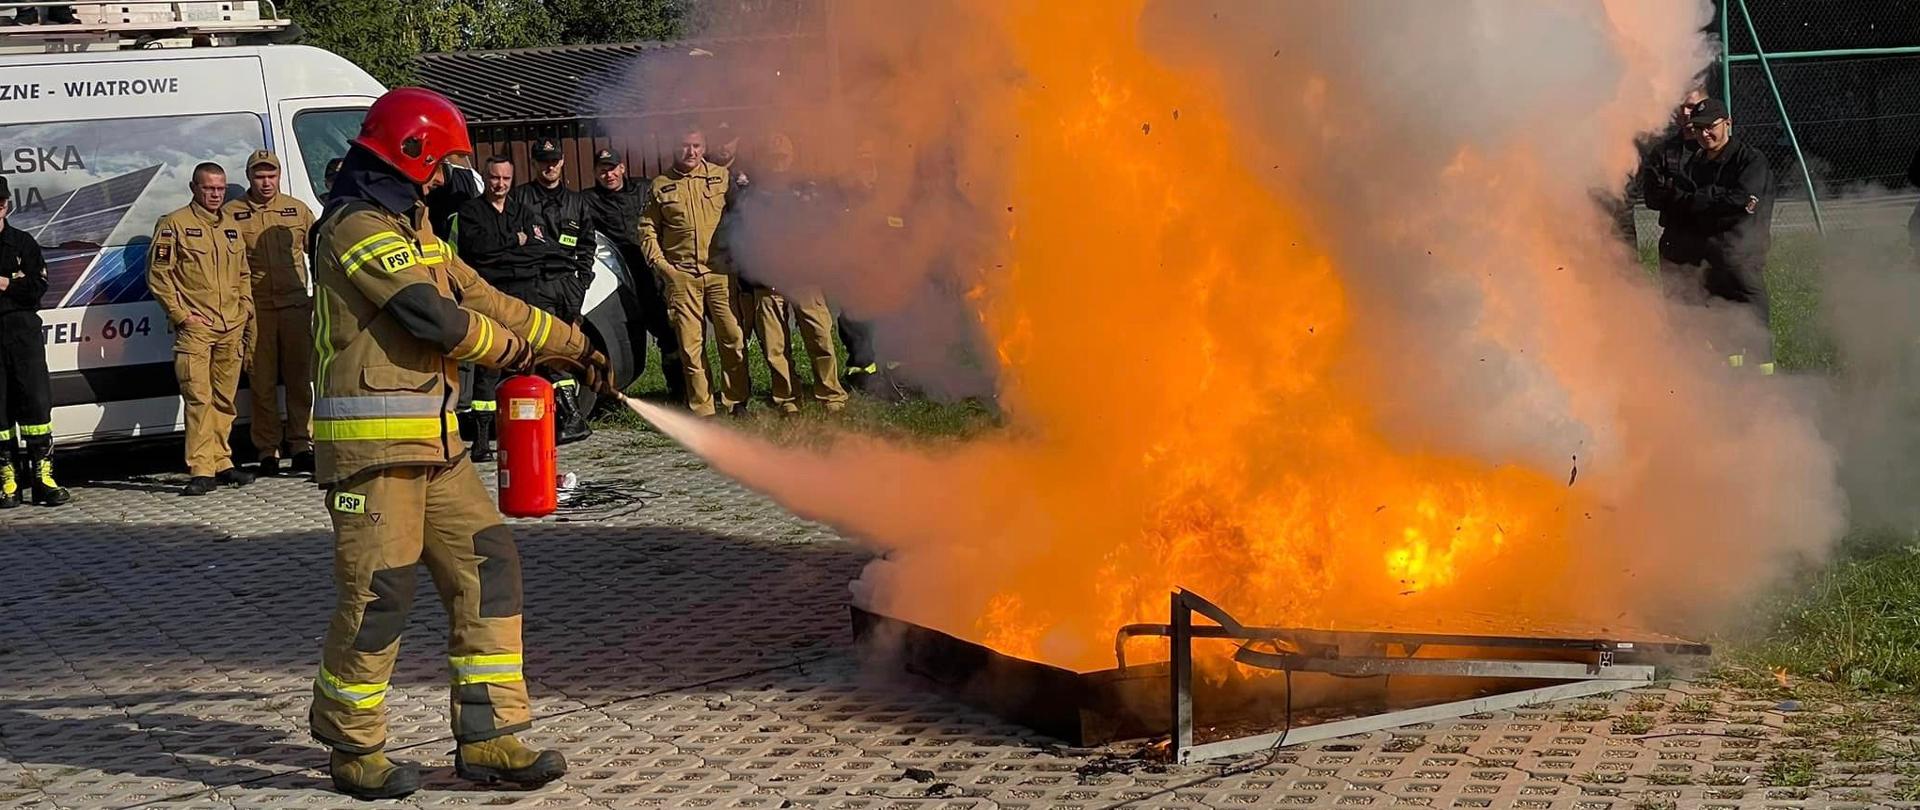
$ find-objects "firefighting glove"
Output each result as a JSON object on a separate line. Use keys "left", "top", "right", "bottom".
{"left": 542, "top": 347, "right": 617, "bottom": 398}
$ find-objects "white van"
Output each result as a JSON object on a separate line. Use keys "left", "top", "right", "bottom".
{"left": 0, "top": 11, "right": 634, "bottom": 445}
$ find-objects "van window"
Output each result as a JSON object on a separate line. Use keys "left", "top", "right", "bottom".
{"left": 292, "top": 108, "right": 368, "bottom": 199}
{"left": 1, "top": 112, "right": 266, "bottom": 309}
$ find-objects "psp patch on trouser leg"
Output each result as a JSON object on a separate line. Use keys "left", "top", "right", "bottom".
{"left": 311, "top": 466, "right": 429, "bottom": 753}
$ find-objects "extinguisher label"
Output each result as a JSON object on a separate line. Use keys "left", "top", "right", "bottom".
{"left": 509, "top": 398, "right": 545, "bottom": 420}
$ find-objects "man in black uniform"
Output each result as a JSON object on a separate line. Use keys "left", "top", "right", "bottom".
{"left": 584, "top": 148, "right": 684, "bottom": 405}
{"left": 0, "top": 178, "right": 71, "bottom": 507}
{"left": 1642, "top": 97, "right": 1776, "bottom": 371}
{"left": 507, "top": 140, "right": 596, "bottom": 441}
{"left": 452, "top": 156, "right": 562, "bottom": 461}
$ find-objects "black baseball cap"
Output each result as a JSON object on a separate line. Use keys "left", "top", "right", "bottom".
{"left": 1688, "top": 98, "right": 1730, "bottom": 126}
{"left": 531, "top": 139, "right": 564, "bottom": 161}
{"left": 593, "top": 148, "right": 622, "bottom": 167}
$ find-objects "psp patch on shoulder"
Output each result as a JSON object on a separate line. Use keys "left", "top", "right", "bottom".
{"left": 331, "top": 491, "right": 367, "bottom": 514}
{"left": 380, "top": 249, "right": 417, "bottom": 273}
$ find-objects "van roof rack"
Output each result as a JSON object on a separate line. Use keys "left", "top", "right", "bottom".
{"left": 0, "top": 1, "right": 295, "bottom": 52}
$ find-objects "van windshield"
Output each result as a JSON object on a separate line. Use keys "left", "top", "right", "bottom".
{"left": 0, "top": 112, "right": 265, "bottom": 309}
{"left": 292, "top": 108, "right": 368, "bottom": 199}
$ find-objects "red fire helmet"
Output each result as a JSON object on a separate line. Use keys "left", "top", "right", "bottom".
{"left": 351, "top": 87, "right": 475, "bottom": 184}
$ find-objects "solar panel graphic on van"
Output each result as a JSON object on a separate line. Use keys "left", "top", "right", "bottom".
{"left": 7, "top": 164, "right": 162, "bottom": 307}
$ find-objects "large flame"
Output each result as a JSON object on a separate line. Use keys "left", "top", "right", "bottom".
{"left": 631, "top": 0, "right": 1844, "bottom": 673}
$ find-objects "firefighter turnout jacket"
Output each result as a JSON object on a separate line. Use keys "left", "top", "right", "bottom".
{"left": 226, "top": 193, "right": 316, "bottom": 309}
{"left": 310, "top": 199, "right": 591, "bottom": 486}
{"left": 148, "top": 204, "right": 255, "bottom": 332}
{"left": 639, "top": 161, "right": 731, "bottom": 276}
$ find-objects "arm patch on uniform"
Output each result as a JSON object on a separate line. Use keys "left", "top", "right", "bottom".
{"left": 185, "top": 228, "right": 203, "bottom": 237}
{"left": 156, "top": 245, "right": 172, "bottom": 260}
{"left": 235, "top": 211, "right": 252, "bottom": 221}
{"left": 380, "top": 249, "right": 417, "bottom": 273}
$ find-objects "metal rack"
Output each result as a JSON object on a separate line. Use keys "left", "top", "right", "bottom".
{"left": 0, "top": 1, "right": 292, "bottom": 51}
{"left": 1128, "top": 590, "right": 1710, "bottom": 764}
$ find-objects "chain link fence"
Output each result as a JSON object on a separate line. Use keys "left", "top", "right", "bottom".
{"left": 1713, "top": 0, "right": 1920, "bottom": 234}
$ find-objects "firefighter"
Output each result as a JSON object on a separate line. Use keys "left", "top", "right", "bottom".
{"left": 148, "top": 163, "right": 256, "bottom": 495}
{"left": 639, "top": 126, "right": 751, "bottom": 417}
{"left": 586, "top": 148, "right": 686, "bottom": 405}
{"left": 0, "top": 177, "right": 70, "bottom": 507}
{"left": 226, "top": 150, "right": 316, "bottom": 476}
{"left": 452, "top": 155, "right": 559, "bottom": 461}
{"left": 731, "top": 133, "right": 848, "bottom": 414}
{"left": 507, "top": 139, "right": 596, "bottom": 442}
{"left": 307, "top": 87, "right": 613, "bottom": 800}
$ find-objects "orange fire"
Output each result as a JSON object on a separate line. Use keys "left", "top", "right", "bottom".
{"left": 635, "top": 0, "right": 1842, "bottom": 674}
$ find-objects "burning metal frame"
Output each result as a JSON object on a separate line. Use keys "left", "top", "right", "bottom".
{"left": 852, "top": 590, "right": 1710, "bottom": 764}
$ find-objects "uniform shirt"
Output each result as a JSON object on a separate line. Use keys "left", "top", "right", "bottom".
{"left": 147, "top": 203, "right": 254, "bottom": 331}
{"left": 506, "top": 181, "right": 595, "bottom": 277}
{"left": 1645, "top": 138, "right": 1773, "bottom": 263}
{"left": 639, "top": 161, "right": 731, "bottom": 276}
{"left": 1636, "top": 129, "right": 1699, "bottom": 230}
{"left": 450, "top": 195, "right": 559, "bottom": 286}
{"left": 224, "top": 192, "right": 316, "bottom": 310}
{"left": 727, "top": 171, "right": 829, "bottom": 289}
{"left": 0, "top": 221, "right": 49, "bottom": 317}
{"left": 585, "top": 180, "right": 647, "bottom": 254}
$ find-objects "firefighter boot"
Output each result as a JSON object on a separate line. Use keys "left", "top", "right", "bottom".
{"left": 0, "top": 461, "right": 18, "bottom": 509}
{"left": 31, "top": 457, "right": 71, "bottom": 506}
{"left": 455, "top": 735, "right": 568, "bottom": 787}
{"left": 329, "top": 750, "right": 421, "bottom": 801}
{"left": 554, "top": 383, "right": 592, "bottom": 445}
{"left": 470, "top": 413, "right": 495, "bottom": 463}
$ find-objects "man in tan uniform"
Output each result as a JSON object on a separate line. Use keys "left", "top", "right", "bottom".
{"left": 148, "top": 162, "right": 256, "bottom": 495}
{"left": 226, "top": 150, "right": 316, "bottom": 476}
{"left": 732, "top": 133, "right": 848, "bottom": 414}
{"left": 638, "top": 127, "right": 750, "bottom": 417}
{"left": 308, "top": 88, "right": 612, "bottom": 801}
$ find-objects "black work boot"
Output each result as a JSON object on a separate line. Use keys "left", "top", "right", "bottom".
{"left": 470, "top": 414, "right": 495, "bottom": 463}
{"left": 290, "top": 450, "right": 316, "bottom": 474}
{"left": 455, "top": 735, "right": 567, "bottom": 787}
{"left": 30, "top": 457, "right": 71, "bottom": 506}
{"left": 182, "top": 476, "right": 218, "bottom": 496}
{"left": 554, "top": 385, "right": 591, "bottom": 445}
{"left": 217, "top": 467, "right": 256, "bottom": 487}
{"left": 329, "top": 750, "right": 421, "bottom": 801}
{"left": 256, "top": 455, "right": 281, "bottom": 477}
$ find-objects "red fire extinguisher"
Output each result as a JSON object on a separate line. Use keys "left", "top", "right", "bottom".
{"left": 495, "top": 374, "right": 558, "bottom": 517}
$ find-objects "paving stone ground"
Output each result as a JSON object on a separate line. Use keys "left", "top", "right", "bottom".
{"left": 4, "top": 423, "right": 1916, "bottom": 809}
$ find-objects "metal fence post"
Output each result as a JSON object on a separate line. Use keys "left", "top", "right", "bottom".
{"left": 1736, "top": 0, "right": 1825, "bottom": 234}
{"left": 1719, "top": 0, "right": 1731, "bottom": 106}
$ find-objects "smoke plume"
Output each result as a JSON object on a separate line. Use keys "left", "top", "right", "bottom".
{"left": 628, "top": 0, "right": 1846, "bottom": 671}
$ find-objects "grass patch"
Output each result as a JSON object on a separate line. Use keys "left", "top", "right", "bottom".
{"left": 1727, "top": 535, "right": 1920, "bottom": 693}
{"left": 1761, "top": 751, "right": 1821, "bottom": 788}
{"left": 1559, "top": 702, "right": 1612, "bottom": 723}
{"left": 1611, "top": 713, "right": 1657, "bottom": 735}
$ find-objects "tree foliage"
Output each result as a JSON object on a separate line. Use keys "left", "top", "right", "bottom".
{"left": 283, "top": 0, "right": 685, "bottom": 87}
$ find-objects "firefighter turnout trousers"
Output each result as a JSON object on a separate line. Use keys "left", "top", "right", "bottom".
{"left": 0, "top": 311, "right": 53, "bottom": 458}
{"left": 661, "top": 266, "right": 749, "bottom": 416}
{"left": 250, "top": 304, "right": 314, "bottom": 461}
{"left": 175, "top": 322, "right": 246, "bottom": 477}
{"left": 750, "top": 287, "right": 846, "bottom": 411}
{"left": 312, "top": 454, "right": 530, "bottom": 753}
